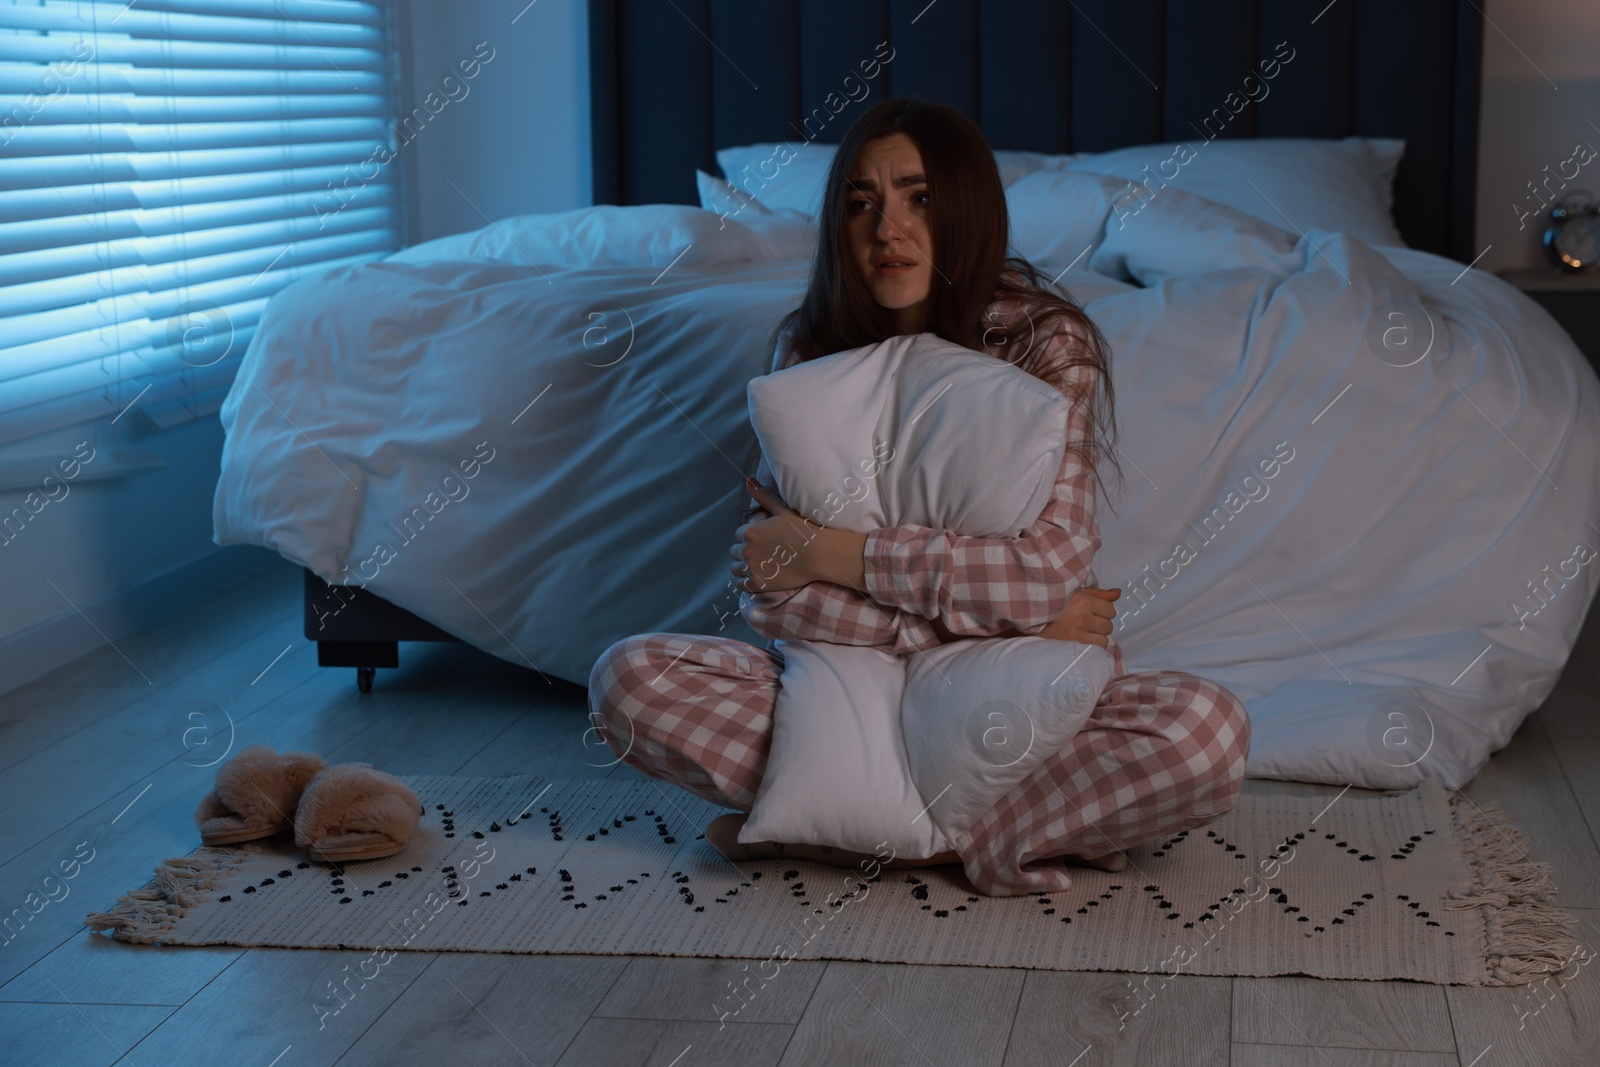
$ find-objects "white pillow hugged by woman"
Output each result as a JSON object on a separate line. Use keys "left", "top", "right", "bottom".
{"left": 587, "top": 98, "right": 1252, "bottom": 898}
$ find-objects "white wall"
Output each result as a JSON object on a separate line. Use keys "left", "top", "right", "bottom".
{"left": 400, "top": 0, "right": 592, "bottom": 245}
{"left": 1475, "top": 0, "right": 1600, "bottom": 272}
{"left": 0, "top": 418, "right": 282, "bottom": 690}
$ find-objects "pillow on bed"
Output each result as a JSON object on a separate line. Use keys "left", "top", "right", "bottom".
{"left": 709, "top": 142, "right": 1077, "bottom": 220}
{"left": 697, "top": 168, "right": 790, "bottom": 223}
{"left": 740, "top": 332, "right": 1115, "bottom": 857}
{"left": 1005, "top": 171, "right": 1301, "bottom": 284}
{"left": 1005, "top": 171, "right": 1134, "bottom": 268}
{"left": 711, "top": 137, "right": 1401, "bottom": 245}
{"left": 387, "top": 203, "right": 778, "bottom": 271}
{"left": 694, "top": 171, "right": 819, "bottom": 263}
{"left": 694, "top": 170, "right": 817, "bottom": 262}
{"left": 710, "top": 143, "right": 835, "bottom": 218}
{"left": 1063, "top": 136, "right": 1406, "bottom": 248}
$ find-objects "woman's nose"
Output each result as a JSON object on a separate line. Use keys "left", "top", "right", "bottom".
{"left": 876, "top": 202, "right": 908, "bottom": 242}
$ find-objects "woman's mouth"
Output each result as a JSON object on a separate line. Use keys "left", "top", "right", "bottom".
{"left": 875, "top": 258, "right": 916, "bottom": 276}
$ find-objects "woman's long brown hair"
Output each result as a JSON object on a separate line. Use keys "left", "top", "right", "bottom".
{"left": 736, "top": 97, "right": 1122, "bottom": 526}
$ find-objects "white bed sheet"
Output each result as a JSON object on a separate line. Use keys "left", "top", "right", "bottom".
{"left": 213, "top": 197, "right": 1600, "bottom": 790}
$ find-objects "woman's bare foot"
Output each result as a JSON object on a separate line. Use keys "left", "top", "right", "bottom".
{"left": 704, "top": 813, "right": 959, "bottom": 870}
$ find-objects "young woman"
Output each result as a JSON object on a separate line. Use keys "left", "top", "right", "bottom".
{"left": 587, "top": 99, "right": 1250, "bottom": 897}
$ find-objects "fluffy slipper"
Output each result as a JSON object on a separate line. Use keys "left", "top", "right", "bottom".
{"left": 195, "top": 744, "right": 328, "bottom": 846}
{"left": 294, "top": 763, "right": 423, "bottom": 864}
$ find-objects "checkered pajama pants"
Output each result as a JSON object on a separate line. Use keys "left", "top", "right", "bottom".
{"left": 587, "top": 632, "right": 1251, "bottom": 897}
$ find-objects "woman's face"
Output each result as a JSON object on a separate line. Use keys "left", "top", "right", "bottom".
{"left": 843, "top": 132, "right": 935, "bottom": 334}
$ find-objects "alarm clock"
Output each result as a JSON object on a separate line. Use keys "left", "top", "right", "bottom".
{"left": 1543, "top": 190, "right": 1600, "bottom": 272}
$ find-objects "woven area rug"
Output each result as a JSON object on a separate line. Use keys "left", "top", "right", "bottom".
{"left": 85, "top": 775, "right": 1579, "bottom": 987}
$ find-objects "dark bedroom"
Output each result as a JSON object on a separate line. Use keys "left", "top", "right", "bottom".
{"left": 0, "top": 1, "right": 1597, "bottom": 1064}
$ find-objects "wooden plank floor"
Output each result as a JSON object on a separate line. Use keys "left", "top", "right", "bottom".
{"left": 0, "top": 560, "right": 1595, "bottom": 1066}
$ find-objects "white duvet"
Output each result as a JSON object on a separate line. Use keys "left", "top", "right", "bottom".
{"left": 212, "top": 187, "right": 1600, "bottom": 791}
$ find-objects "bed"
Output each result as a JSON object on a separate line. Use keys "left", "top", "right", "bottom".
{"left": 213, "top": 1, "right": 1600, "bottom": 790}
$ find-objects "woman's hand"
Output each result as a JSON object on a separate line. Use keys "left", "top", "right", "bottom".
{"left": 929, "top": 586, "right": 1120, "bottom": 647}
{"left": 732, "top": 483, "right": 832, "bottom": 598}
{"left": 1036, "top": 586, "right": 1120, "bottom": 647}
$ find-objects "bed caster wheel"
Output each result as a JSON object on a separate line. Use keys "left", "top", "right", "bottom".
{"left": 356, "top": 667, "right": 375, "bottom": 693}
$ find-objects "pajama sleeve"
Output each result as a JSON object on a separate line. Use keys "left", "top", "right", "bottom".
{"left": 859, "top": 328, "right": 1104, "bottom": 639}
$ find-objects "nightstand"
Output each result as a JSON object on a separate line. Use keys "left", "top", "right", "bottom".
{"left": 1497, "top": 269, "right": 1600, "bottom": 380}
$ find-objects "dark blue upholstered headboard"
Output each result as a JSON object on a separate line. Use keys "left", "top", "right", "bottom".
{"left": 588, "top": 0, "right": 1483, "bottom": 262}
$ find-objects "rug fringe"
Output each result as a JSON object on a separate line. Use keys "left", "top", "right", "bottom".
{"left": 82, "top": 846, "right": 251, "bottom": 944}
{"left": 1442, "top": 792, "right": 1584, "bottom": 986}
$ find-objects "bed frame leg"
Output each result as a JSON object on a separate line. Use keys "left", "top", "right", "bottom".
{"left": 316, "top": 640, "right": 398, "bottom": 693}
{"left": 302, "top": 569, "right": 460, "bottom": 693}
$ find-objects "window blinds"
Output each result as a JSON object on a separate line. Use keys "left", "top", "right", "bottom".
{"left": 0, "top": 0, "right": 401, "bottom": 446}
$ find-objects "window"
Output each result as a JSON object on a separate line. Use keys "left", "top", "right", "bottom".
{"left": 0, "top": 0, "right": 402, "bottom": 449}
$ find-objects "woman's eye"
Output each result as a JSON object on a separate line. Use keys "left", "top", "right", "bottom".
{"left": 848, "top": 197, "right": 872, "bottom": 212}
{"left": 912, "top": 191, "right": 930, "bottom": 206}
